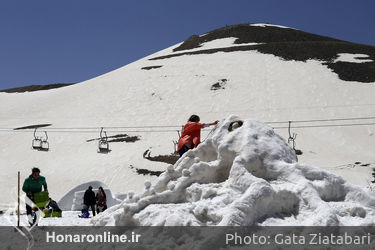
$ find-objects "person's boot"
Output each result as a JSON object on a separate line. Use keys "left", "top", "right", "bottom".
{"left": 27, "top": 214, "right": 34, "bottom": 226}
{"left": 28, "top": 212, "right": 38, "bottom": 226}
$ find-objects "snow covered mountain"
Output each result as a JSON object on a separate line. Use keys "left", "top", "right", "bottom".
{"left": 1, "top": 23, "right": 375, "bottom": 213}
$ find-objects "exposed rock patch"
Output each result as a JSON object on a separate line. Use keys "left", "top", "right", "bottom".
{"left": 129, "top": 165, "right": 164, "bottom": 177}
{"left": 141, "top": 65, "right": 163, "bottom": 70}
{"left": 0, "top": 83, "right": 75, "bottom": 93}
{"left": 210, "top": 79, "right": 227, "bottom": 91}
{"left": 86, "top": 134, "right": 140, "bottom": 143}
{"left": 143, "top": 149, "right": 179, "bottom": 165}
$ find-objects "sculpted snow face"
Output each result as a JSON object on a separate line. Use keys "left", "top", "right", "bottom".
{"left": 92, "top": 115, "right": 375, "bottom": 226}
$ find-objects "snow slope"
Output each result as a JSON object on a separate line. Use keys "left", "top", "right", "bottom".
{"left": 92, "top": 116, "right": 375, "bottom": 226}
{"left": 0, "top": 24, "right": 375, "bottom": 212}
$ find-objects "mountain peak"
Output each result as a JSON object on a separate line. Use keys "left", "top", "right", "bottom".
{"left": 173, "top": 23, "right": 339, "bottom": 52}
{"left": 150, "top": 23, "right": 375, "bottom": 83}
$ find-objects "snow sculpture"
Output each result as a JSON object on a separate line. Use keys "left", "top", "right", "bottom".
{"left": 92, "top": 115, "right": 375, "bottom": 226}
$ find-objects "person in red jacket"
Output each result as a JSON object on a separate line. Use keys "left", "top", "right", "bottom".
{"left": 177, "top": 115, "right": 219, "bottom": 157}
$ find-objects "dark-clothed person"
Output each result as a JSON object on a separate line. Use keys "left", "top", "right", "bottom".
{"left": 83, "top": 186, "right": 96, "bottom": 216}
{"left": 46, "top": 198, "right": 62, "bottom": 213}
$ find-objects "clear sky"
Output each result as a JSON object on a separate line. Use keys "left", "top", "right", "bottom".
{"left": 0, "top": 0, "right": 374, "bottom": 90}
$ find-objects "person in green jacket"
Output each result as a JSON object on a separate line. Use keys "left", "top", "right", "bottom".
{"left": 22, "top": 167, "right": 47, "bottom": 225}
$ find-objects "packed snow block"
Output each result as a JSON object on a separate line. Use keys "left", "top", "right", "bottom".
{"left": 91, "top": 116, "right": 375, "bottom": 227}
{"left": 71, "top": 191, "right": 85, "bottom": 211}
{"left": 33, "top": 191, "right": 49, "bottom": 208}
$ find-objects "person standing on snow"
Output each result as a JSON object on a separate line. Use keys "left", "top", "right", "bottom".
{"left": 96, "top": 186, "right": 107, "bottom": 214}
{"left": 83, "top": 186, "right": 96, "bottom": 216}
{"left": 22, "top": 167, "right": 48, "bottom": 225}
{"left": 177, "top": 115, "right": 219, "bottom": 157}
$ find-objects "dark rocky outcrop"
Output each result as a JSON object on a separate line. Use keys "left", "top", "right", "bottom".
{"left": 0, "top": 83, "right": 75, "bottom": 93}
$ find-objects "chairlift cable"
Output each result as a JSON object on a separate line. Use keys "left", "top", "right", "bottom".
{"left": 266, "top": 116, "right": 375, "bottom": 124}
{"left": 273, "top": 122, "right": 375, "bottom": 129}
{"left": 0, "top": 116, "right": 375, "bottom": 133}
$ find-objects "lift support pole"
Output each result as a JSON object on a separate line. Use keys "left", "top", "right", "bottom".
{"left": 18, "top": 171, "right": 20, "bottom": 227}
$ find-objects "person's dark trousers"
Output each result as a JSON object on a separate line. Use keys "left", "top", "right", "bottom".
{"left": 84, "top": 204, "right": 96, "bottom": 216}
{"left": 178, "top": 145, "right": 192, "bottom": 157}
{"left": 26, "top": 204, "right": 32, "bottom": 216}
{"left": 26, "top": 194, "right": 33, "bottom": 215}
{"left": 26, "top": 196, "right": 37, "bottom": 226}
{"left": 90, "top": 204, "right": 96, "bottom": 216}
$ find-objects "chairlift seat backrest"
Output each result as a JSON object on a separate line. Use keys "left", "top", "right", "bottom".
{"left": 40, "top": 140, "right": 50, "bottom": 151}
{"left": 99, "top": 140, "right": 109, "bottom": 148}
{"left": 32, "top": 129, "right": 41, "bottom": 147}
{"left": 32, "top": 138, "right": 42, "bottom": 149}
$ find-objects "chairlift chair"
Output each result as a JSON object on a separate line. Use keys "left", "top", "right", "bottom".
{"left": 98, "top": 127, "right": 110, "bottom": 153}
{"left": 32, "top": 128, "right": 43, "bottom": 150}
{"left": 287, "top": 121, "right": 303, "bottom": 156}
{"left": 32, "top": 138, "right": 42, "bottom": 150}
{"left": 39, "top": 131, "right": 50, "bottom": 151}
{"left": 32, "top": 129, "right": 49, "bottom": 151}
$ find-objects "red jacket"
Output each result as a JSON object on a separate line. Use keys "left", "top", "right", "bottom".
{"left": 177, "top": 122, "right": 205, "bottom": 152}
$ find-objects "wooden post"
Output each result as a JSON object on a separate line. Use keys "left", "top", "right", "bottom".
{"left": 17, "top": 171, "right": 20, "bottom": 227}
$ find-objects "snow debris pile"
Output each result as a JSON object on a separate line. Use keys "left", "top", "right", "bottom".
{"left": 92, "top": 115, "right": 375, "bottom": 226}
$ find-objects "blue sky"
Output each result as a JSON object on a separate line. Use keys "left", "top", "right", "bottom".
{"left": 0, "top": 0, "right": 374, "bottom": 90}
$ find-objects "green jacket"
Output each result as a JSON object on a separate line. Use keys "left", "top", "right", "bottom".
{"left": 22, "top": 175, "right": 47, "bottom": 194}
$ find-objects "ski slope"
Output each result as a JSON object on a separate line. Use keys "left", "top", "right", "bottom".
{"left": 0, "top": 24, "right": 374, "bottom": 214}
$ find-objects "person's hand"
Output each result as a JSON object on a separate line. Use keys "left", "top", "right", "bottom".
{"left": 213, "top": 120, "right": 219, "bottom": 125}
{"left": 26, "top": 192, "right": 33, "bottom": 199}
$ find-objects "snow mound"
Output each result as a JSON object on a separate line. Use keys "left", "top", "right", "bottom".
{"left": 91, "top": 116, "right": 375, "bottom": 226}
